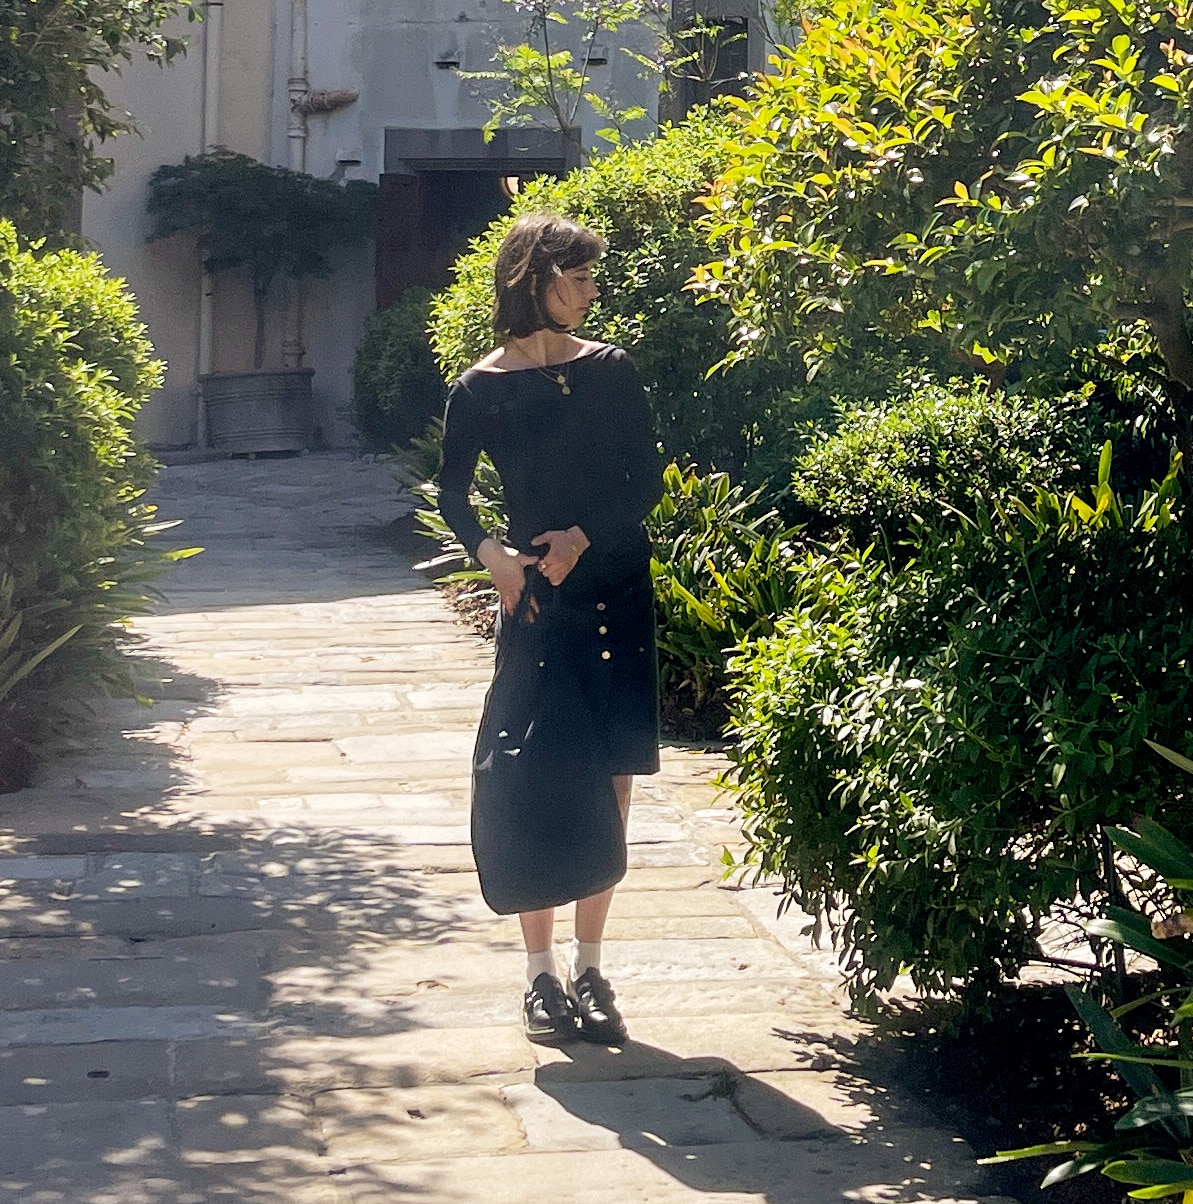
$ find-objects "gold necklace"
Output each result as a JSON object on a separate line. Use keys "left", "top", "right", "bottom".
{"left": 533, "top": 361, "right": 571, "bottom": 395}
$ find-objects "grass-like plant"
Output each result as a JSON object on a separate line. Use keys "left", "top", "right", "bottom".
{"left": 986, "top": 745, "right": 1193, "bottom": 1200}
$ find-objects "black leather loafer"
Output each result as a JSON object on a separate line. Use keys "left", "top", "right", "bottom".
{"left": 567, "top": 968, "right": 628, "bottom": 1046}
{"left": 523, "top": 972, "right": 578, "bottom": 1045}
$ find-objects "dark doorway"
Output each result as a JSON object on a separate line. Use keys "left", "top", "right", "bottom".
{"left": 376, "top": 170, "right": 512, "bottom": 308}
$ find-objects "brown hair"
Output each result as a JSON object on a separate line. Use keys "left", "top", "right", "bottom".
{"left": 492, "top": 212, "right": 606, "bottom": 339}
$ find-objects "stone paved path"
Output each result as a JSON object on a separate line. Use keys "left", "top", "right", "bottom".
{"left": 0, "top": 454, "right": 1017, "bottom": 1203}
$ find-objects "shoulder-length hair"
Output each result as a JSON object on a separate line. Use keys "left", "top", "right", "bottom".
{"left": 492, "top": 212, "right": 605, "bottom": 339}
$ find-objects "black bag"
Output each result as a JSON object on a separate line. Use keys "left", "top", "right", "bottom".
{"left": 471, "top": 583, "right": 627, "bottom": 915}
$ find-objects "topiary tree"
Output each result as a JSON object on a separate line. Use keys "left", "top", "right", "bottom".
{"left": 147, "top": 152, "right": 376, "bottom": 369}
{"left": 692, "top": 0, "right": 1193, "bottom": 457}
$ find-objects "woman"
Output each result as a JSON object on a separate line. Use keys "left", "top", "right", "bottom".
{"left": 439, "top": 212, "right": 663, "bottom": 1047}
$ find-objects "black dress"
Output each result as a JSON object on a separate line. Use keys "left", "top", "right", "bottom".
{"left": 439, "top": 344, "right": 664, "bottom": 913}
{"left": 439, "top": 343, "right": 665, "bottom": 778}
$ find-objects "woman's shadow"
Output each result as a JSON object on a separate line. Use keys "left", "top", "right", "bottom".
{"left": 520, "top": 1035, "right": 1003, "bottom": 1203}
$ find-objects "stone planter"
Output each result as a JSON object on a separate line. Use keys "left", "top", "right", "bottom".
{"left": 201, "top": 368, "right": 314, "bottom": 454}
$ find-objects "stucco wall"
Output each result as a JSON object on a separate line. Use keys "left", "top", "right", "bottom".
{"left": 81, "top": 12, "right": 204, "bottom": 449}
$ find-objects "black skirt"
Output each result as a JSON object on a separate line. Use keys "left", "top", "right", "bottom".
{"left": 469, "top": 565, "right": 659, "bottom": 914}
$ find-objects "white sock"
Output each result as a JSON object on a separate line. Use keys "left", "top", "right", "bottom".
{"left": 526, "top": 948, "right": 557, "bottom": 986}
{"left": 570, "top": 938, "right": 601, "bottom": 983}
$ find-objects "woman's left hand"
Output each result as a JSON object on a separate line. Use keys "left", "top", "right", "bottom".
{"left": 531, "top": 527, "right": 590, "bottom": 586}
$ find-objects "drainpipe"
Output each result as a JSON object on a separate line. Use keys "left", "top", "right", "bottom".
{"left": 283, "top": 0, "right": 309, "bottom": 369}
{"left": 195, "top": 0, "right": 223, "bottom": 447}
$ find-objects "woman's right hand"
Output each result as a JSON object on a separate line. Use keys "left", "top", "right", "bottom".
{"left": 477, "top": 538, "right": 540, "bottom": 616}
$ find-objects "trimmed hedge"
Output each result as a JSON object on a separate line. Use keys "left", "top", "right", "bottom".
{"left": 352, "top": 287, "right": 445, "bottom": 451}
{"left": 0, "top": 221, "right": 176, "bottom": 788}
{"left": 790, "top": 381, "right": 1114, "bottom": 548}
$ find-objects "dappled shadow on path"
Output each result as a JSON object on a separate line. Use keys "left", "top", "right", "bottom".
{"left": 0, "top": 642, "right": 501, "bottom": 1202}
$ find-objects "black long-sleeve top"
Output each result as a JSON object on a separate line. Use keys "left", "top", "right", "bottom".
{"left": 439, "top": 344, "right": 664, "bottom": 599}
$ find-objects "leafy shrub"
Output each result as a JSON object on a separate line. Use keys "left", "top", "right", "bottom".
{"left": 727, "top": 448, "right": 1193, "bottom": 1011}
{"left": 693, "top": 0, "right": 1193, "bottom": 455}
{"left": 0, "top": 221, "right": 189, "bottom": 787}
{"left": 429, "top": 108, "right": 795, "bottom": 475}
{"left": 790, "top": 381, "right": 1112, "bottom": 549}
{"left": 353, "top": 288, "right": 445, "bottom": 451}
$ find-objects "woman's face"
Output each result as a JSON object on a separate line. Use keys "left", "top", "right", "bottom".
{"left": 543, "top": 261, "right": 600, "bottom": 330}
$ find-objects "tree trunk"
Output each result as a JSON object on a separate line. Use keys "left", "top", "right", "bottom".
{"left": 1142, "top": 290, "right": 1193, "bottom": 463}
{"left": 1139, "top": 223, "right": 1193, "bottom": 462}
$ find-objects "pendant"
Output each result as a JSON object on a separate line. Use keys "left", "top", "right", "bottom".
{"left": 561, "top": 385, "right": 571, "bottom": 395}
{"left": 554, "top": 373, "right": 566, "bottom": 386}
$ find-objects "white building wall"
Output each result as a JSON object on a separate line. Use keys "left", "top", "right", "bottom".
{"left": 81, "top": 11, "right": 205, "bottom": 449}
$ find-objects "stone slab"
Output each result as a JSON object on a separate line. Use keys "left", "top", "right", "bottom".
{"left": 611, "top": 890, "right": 751, "bottom": 915}
{"left": 0, "top": 897, "right": 293, "bottom": 939}
{"left": 96, "top": 853, "right": 203, "bottom": 876}
{"left": 732, "top": 1070, "right": 877, "bottom": 1137}
{"left": 0, "top": 858, "right": 86, "bottom": 881}
{"left": 246, "top": 792, "right": 464, "bottom": 817}
{"left": 0, "top": 950, "right": 264, "bottom": 1011}
{"left": 0, "top": 936, "right": 132, "bottom": 961}
{"left": 626, "top": 843, "right": 711, "bottom": 868}
{"left": 0, "top": 1098, "right": 171, "bottom": 1171}
{"left": 593, "top": 938, "right": 798, "bottom": 983}
{"left": 0, "top": 1005, "right": 263, "bottom": 1047}
{"left": 252, "top": 1027, "right": 538, "bottom": 1091}
{"left": 316, "top": 1084, "right": 526, "bottom": 1163}
{"left": 503, "top": 1077, "right": 759, "bottom": 1152}
{"left": 0, "top": 1165, "right": 341, "bottom": 1203}
{"left": 0, "top": 832, "right": 241, "bottom": 857}
{"left": 175, "top": 1094, "right": 319, "bottom": 1164}
{"left": 331, "top": 1137, "right": 998, "bottom": 1203}
{"left": 334, "top": 731, "right": 475, "bottom": 763}
{"left": 602, "top": 914, "right": 756, "bottom": 941}
{"left": 0, "top": 1040, "right": 173, "bottom": 1105}
{"left": 268, "top": 941, "right": 523, "bottom": 998}
{"left": 625, "top": 820, "right": 695, "bottom": 846}
{"left": 170, "top": 1036, "right": 279, "bottom": 1097}
{"left": 603, "top": 978, "right": 838, "bottom": 1022}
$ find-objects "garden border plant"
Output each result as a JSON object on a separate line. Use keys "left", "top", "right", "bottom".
{"left": 0, "top": 220, "right": 198, "bottom": 790}
{"left": 986, "top": 746, "right": 1193, "bottom": 1200}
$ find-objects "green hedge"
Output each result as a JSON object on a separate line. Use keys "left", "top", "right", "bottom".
{"left": 0, "top": 221, "right": 178, "bottom": 788}
{"left": 789, "top": 381, "right": 1111, "bottom": 548}
{"left": 429, "top": 108, "right": 793, "bottom": 475}
{"left": 352, "top": 288, "right": 445, "bottom": 451}
{"left": 727, "top": 447, "right": 1193, "bottom": 1011}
